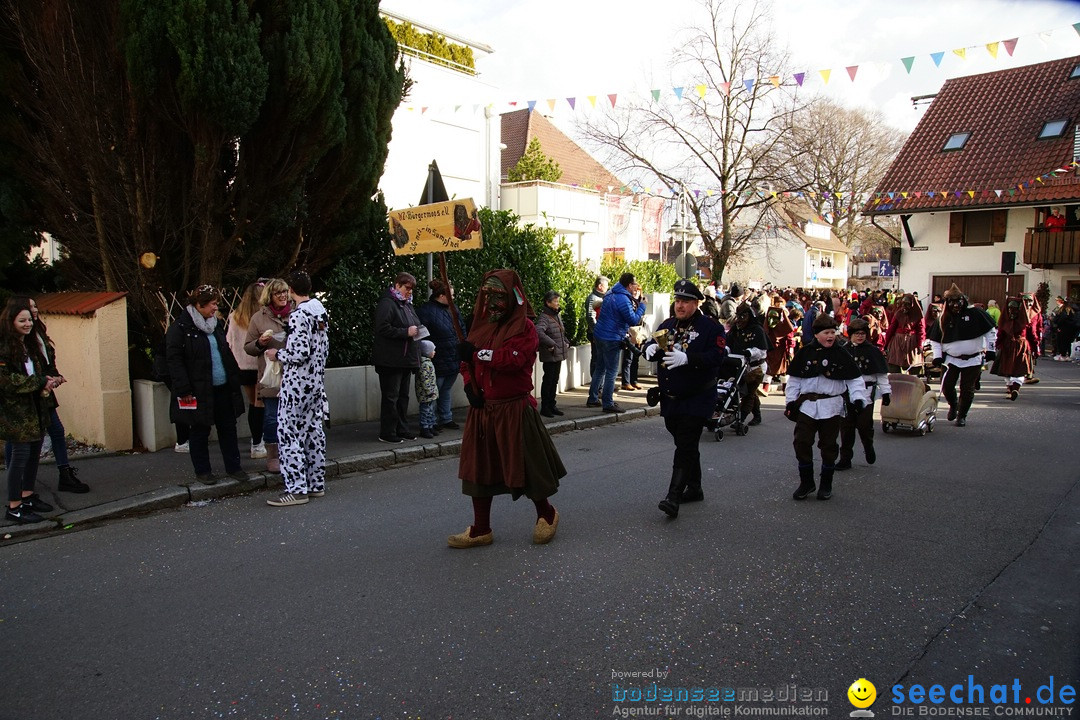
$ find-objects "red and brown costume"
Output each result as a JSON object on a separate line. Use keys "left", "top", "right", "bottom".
{"left": 458, "top": 269, "right": 565, "bottom": 500}
{"left": 764, "top": 307, "right": 795, "bottom": 377}
{"left": 883, "top": 294, "right": 926, "bottom": 369}
{"left": 991, "top": 298, "right": 1036, "bottom": 379}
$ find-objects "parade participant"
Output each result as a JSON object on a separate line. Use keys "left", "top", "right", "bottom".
{"left": 990, "top": 298, "right": 1037, "bottom": 401}
{"left": 726, "top": 303, "right": 768, "bottom": 426}
{"left": 883, "top": 293, "right": 925, "bottom": 373}
{"left": 267, "top": 271, "right": 330, "bottom": 506}
{"left": 784, "top": 313, "right": 867, "bottom": 501}
{"left": 836, "top": 318, "right": 891, "bottom": 470}
{"left": 449, "top": 270, "right": 566, "bottom": 548}
{"left": 763, "top": 304, "right": 795, "bottom": 396}
{"left": 927, "top": 284, "right": 996, "bottom": 426}
{"left": 641, "top": 280, "right": 727, "bottom": 517}
{"left": 1021, "top": 294, "right": 1044, "bottom": 384}
{"left": 867, "top": 305, "right": 889, "bottom": 350}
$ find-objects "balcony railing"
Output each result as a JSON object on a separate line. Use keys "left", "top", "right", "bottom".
{"left": 1024, "top": 228, "right": 1080, "bottom": 267}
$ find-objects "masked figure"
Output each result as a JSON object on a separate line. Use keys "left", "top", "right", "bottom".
{"left": 927, "top": 284, "right": 996, "bottom": 426}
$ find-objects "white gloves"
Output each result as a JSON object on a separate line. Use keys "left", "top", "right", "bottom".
{"left": 662, "top": 349, "right": 688, "bottom": 369}
{"left": 643, "top": 343, "right": 661, "bottom": 361}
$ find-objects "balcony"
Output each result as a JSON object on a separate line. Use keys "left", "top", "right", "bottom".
{"left": 1024, "top": 228, "right": 1080, "bottom": 268}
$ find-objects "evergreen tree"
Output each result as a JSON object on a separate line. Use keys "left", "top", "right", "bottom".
{"left": 507, "top": 138, "right": 563, "bottom": 183}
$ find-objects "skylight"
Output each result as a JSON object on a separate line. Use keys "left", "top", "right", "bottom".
{"left": 942, "top": 132, "right": 970, "bottom": 151}
{"left": 1039, "top": 120, "right": 1068, "bottom": 139}
{"left": 1071, "top": 64, "right": 1080, "bottom": 79}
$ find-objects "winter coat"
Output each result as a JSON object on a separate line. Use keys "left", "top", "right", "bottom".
{"left": 584, "top": 290, "right": 605, "bottom": 337}
{"left": 0, "top": 350, "right": 50, "bottom": 443}
{"left": 534, "top": 306, "right": 570, "bottom": 363}
{"left": 244, "top": 306, "right": 290, "bottom": 399}
{"left": 372, "top": 288, "right": 422, "bottom": 370}
{"left": 417, "top": 298, "right": 466, "bottom": 377}
{"left": 166, "top": 309, "right": 245, "bottom": 427}
{"left": 415, "top": 356, "right": 439, "bottom": 403}
{"left": 594, "top": 283, "right": 646, "bottom": 343}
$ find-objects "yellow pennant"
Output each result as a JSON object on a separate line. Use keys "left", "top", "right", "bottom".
{"left": 587, "top": 95, "right": 597, "bottom": 108}
{"left": 953, "top": 48, "right": 967, "bottom": 60}
{"left": 967, "top": 190, "right": 975, "bottom": 198}
{"left": 986, "top": 42, "right": 999, "bottom": 58}
{"left": 696, "top": 84, "right": 707, "bottom": 98}
{"left": 546, "top": 99, "right": 556, "bottom": 112}
{"left": 819, "top": 69, "right": 832, "bottom": 84}
{"left": 769, "top": 75, "right": 780, "bottom": 88}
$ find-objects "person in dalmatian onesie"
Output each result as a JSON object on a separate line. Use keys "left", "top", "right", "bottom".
{"left": 266, "top": 271, "right": 330, "bottom": 507}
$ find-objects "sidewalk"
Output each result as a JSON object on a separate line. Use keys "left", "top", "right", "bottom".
{"left": 1, "top": 381, "right": 664, "bottom": 541}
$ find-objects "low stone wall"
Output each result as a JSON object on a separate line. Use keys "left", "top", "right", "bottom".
{"left": 132, "top": 345, "right": 655, "bottom": 452}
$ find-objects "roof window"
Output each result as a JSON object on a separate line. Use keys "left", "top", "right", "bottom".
{"left": 942, "top": 132, "right": 970, "bottom": 151}
{"left": 1038, "top": 120, "right": 1068, "bottom": 139}
{"left": 1071, "top": 64, "right": 1080, "bottom": 79}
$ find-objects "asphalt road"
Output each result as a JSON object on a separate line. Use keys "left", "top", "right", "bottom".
{"left": 1, "top": 368, "right": 1077, "bottom": 720}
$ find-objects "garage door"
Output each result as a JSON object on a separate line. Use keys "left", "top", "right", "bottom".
{"left": 931, "top": 275, "right": 1025, "bottom": 309}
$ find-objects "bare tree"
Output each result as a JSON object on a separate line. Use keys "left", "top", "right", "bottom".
{"left": 579, "top": 0, "right": 804, "bottom": 282}
{"left": 779, "top": 98, "right": 908, "bottom": 254}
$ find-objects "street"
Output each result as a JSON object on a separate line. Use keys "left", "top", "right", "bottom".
{"left": 1, "top": 365, "right": 1078, "bottom": 720}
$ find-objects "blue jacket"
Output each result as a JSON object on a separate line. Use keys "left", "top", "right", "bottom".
{"left": 417, "top": 299, "right": 466, "bottom": 377}
{"left": 594, "top": 282, "right": 646, "bottom": 343}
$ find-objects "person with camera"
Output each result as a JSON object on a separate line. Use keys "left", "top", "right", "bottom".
{"left": 641, "top": 279, "right": 727, "bottom": 519}
{"left": 784, "top": 313, "right": 867, "bottom": 501}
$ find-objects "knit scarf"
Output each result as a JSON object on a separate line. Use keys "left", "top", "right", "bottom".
{"left": 268, "top": 302, "right": 291, "bottom": 319}
{"left": 186, "top": 305, "right": 218, "bottom": 335}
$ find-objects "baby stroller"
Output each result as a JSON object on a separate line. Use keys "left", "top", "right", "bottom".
{"left": 708, "top": 355, "right": 748, "bottom": 441}
{"left": 880, "top": 373, "right": 938, "bottom": 436}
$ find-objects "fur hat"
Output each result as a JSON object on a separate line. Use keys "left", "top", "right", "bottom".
{"left": 847, "top": 317, "right": 870, "bottom": 334}
{"left": 735, "top": 302, "right": 756, "bottom": 318}
{"left": 812, "top": 312, "right": 838, "bottom": 332}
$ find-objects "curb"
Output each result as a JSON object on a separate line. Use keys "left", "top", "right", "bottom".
{"left": 2, "top": 409, "right": 654, "bottom": 543}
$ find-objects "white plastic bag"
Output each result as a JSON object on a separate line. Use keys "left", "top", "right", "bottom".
{"left": 259, "top": 360, "right": 282, "bottom": 389}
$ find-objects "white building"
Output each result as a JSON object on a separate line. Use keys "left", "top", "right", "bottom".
{"left": 865, "top": 55, "right": 1080, "bottom": 306}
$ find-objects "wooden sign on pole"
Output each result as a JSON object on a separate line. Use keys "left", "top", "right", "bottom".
{"left": 388, "top": 198, "right": 483, "bottom": 256}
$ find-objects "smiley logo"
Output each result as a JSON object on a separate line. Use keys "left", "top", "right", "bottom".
{"left": 848, "top": 678, "right": 877, "bottom": 709}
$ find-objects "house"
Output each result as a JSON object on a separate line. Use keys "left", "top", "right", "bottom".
{"left": 499, "top": 108, "right": 661, "bottom": 269}
{"left": 726, "top": 201, "right": 850, "bottom": 291}
{"left": 864, "top": 55, "right": 1080, "bottom": 306}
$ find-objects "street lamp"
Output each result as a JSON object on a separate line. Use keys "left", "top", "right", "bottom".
{"left": 667, "top": 187, "right": 698, "bottom": 278}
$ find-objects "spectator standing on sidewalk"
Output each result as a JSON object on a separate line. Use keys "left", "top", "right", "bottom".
{"left": 416, "top": 279, "right": 466, "bottom": 431}
{"left": 584, "top": 275, "right": 608, "bottom": 384}
{"left": 4, "top": 296, "right": 89, "bottom": 493}
{"left": 534, "top": 290, "right": 570, "bottom": 418}
{"left": 267, "top": 271, "right": 330, "bottom": 507}
{"left": 166, "top": 285, "right": 247, "bottom": 485}
{"left": 372, "top": 272, "right": 422, "bottom": 443}
{"left": 588, "top": 273, "right": 646, "bottom": 413}
{"left": 0, "top": 297, "right": 59, "bottom": 523}
{"left": 449, "top": 269, "right": 566, "bottom": 548}
{"left": 227, "top": 280, "right": 267, "bottom": 460}
{"left": 415, "top": 340, "right": 439, "bottom": 439}
{"left": 244, "top": 278, "right": 292, "bottom": 473}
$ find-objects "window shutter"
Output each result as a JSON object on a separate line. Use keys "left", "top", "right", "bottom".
{"left": 949, "top": 213, "right": 964, "bottom": 243}
{"left": 991, "top": 210, "right": 1007, "bottom": 243}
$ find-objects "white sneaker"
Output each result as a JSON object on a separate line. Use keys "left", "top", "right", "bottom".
{"left": 250, "top": 441, "right": 267, "bottom": 459}
{"left": 174, "top": 442, "right": 189, "bottom": 453}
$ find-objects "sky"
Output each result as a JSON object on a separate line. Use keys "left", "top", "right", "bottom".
{"left": 381, "top": 0, "right": 1080, "bottom": 134}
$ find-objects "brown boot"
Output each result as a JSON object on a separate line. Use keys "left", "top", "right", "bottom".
{"left": 266, "top": 443, "right": 279, "bottom": 473}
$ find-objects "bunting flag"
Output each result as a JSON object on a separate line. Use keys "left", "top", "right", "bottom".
{"left": 400, "top": 23, "right": 1070, "bottom": 117}
{"left": 1074, "top": 22, "right": 1080, "bottom": 37}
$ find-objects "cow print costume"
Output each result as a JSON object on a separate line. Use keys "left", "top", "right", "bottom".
{"left": 276, "top": 297, "right": 330, "bottom": 496}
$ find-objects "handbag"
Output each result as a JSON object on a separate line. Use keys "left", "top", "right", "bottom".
{"left": 628, "top": 324, "right": 649, "bottom": 346}
{"left": 259, "top": 359, "right": 282, "bottom": 389}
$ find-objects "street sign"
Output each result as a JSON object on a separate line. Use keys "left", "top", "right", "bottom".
{"left": 388, "top": 198, "right": 483, "bottom": 255}
{"left": 878, "top": 260, "right": 896, "bottom": 277}
{"left": 674, "top": 252, "right": 697, "bottom": 278}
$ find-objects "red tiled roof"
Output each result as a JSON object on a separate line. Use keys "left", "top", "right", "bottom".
{"left": 866, "top": 55, "right": 1080, "bottom": 215}
{"left": 34, "top": 292, "right": 127, "bottom": 316}
{"left": 500, "top": 109, "right": 626, "bottom": 191}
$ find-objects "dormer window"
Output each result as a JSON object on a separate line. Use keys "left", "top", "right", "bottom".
{"left": 1039, "top": 119, "right": 1068, "bottom": 139}
{"left": 943, "top": 132, "right": 970, "bottom": 151}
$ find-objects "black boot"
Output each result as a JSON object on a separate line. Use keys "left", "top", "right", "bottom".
{"left": 748, "top": 412, "right": 762, "bottom": 426}
{"left": 817, "top": 466, "right": 834, "bottom": 500}
{"left": 792, "top": 464, "right": 815, "bottom": 500}
{"left": 680, "top": 467, "right": 704, "bottom": 503}
{"left": 58, "top": 465, "right": 90, "bottom": 493}
{"left": 835, "top": 455, "right": 853, "bottom": 470}
{"left": 658, "top": 469, "right": 686, "bottom": 518}
{"left": 864, "top": 443, "right": 876, "bottom": 465}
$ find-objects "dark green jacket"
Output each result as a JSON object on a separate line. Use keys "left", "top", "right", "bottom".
{"left": 0, "top": 352, "right": 50, "bottom": 443}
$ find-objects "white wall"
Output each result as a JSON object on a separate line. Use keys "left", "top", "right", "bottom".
{"left": 381, "top": 58, "right": 501, "bottom": 212}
